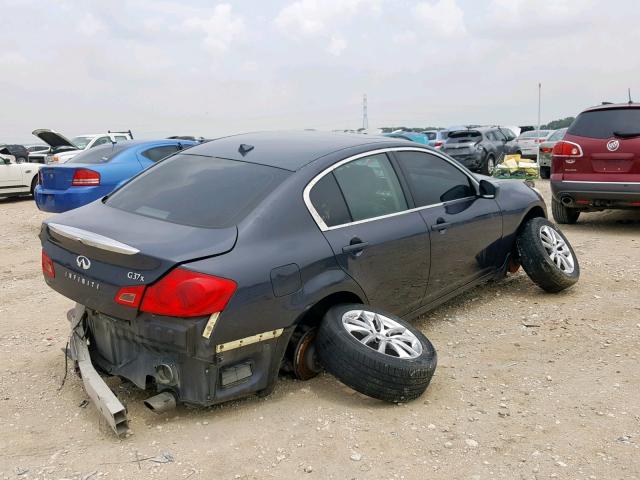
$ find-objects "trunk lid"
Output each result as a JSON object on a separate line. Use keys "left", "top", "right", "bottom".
{"left": 40, "top": 201, "right": 237, "bottom": 319}
{"left": 39, "top": 166, "right": 76, "bottom": 190}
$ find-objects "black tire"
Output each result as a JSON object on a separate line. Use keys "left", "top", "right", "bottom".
{"left": 316, "top": 304, "right": 437, "bottom": 403}
{"left": 16, "top": 156, "right": 27, "bottom": 164}
{"left": 517, "top": 217, "right": 579, "bottom": 293}
{"left": 539, "top": 166, "right": 550, "bottom": 179}
{"left": 480, "top": 154, "right": 495, "bottom": 176}
{"left": 551, "top": 198, "right": 580, "bottom": 224}
{"left": 30, "top": 175, "right": 38, "bottom": 196}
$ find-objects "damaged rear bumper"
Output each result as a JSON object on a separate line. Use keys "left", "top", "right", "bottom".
{"left": 67, "top": 303, "right": 291, "bottom": 436}
{"left": 67, "top": 304, "right": 129, "bottom": 437}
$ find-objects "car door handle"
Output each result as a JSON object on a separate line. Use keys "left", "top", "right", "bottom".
{"left": 342, "top": 240, "right": 369, "bottom": 254}
{"left": 432, "top": 218, "right": 450, "bottom": 232}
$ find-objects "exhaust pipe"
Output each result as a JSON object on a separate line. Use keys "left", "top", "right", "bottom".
{"left": 144, "top": 391, "right": 177, "bottom": 414}
{"left": 561, "top": 196, "right": 573, "bottom": 206}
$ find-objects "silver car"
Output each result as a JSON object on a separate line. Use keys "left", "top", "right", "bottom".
{"left": 517, "top": 130, "right": 552, "bottom": 159}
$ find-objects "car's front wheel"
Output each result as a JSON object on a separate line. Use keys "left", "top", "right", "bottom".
{"left": 316, "top": 304, "right": 437, "bottom": 403}
{"left": 551, "top": 198, "right": 580, "bottom": 224}
{"left": 517, "top": 217, "right": 579, "bottom": 293}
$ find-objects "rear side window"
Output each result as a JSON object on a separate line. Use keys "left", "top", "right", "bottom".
{"left": 309, "top": 173, "right": 351, "bottom": 227}
{"left": 396, "top": 151, "right": 476, "bottom": 206}
{"left": 66, "top": 144, "right": 130, "bottom": 164}
{"left": 332, "top": 154, "right": 407, "bottom": 222}
{"left": 568, "top": 108, "right": 640, "bottom": 139}
{"left": 107, "top": 154, "right": 290, "bottom": 228}
{"left": 141, "top": 145, "right": 180, "bottom": 162}
{"left": 423, "top": 132, "right": 437, "bottom": 140}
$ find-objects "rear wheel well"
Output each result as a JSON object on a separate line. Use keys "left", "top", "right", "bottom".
{"left": 295, "top": 291, "right": 364, "bottom": 329}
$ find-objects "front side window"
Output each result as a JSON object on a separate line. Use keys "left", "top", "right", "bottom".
{"left": 332, "top": 154, "right": 408, "bottom": 222}
{"left": 395, "top": 151, "right": 476, "bottom": 206}
{"left": 91, "top": 136, "right": 111, "bottom": 147}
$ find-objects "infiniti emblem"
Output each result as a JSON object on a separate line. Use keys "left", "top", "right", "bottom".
{"left": 76, "top": 255, "right": 91, "bottom": 270}
{"left": 607, "top": 139, "right": 620, "bottom": 151}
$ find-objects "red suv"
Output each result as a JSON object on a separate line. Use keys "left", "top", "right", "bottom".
{"left": 550, "top": 103, "right": 640, "bottom": 224}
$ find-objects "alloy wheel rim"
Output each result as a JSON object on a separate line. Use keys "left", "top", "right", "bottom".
{"left": 341, "top": 310, "right": 423, "bottom": 359}
{"left": 488, "top": 157, "right": 495, "bottom": 174}
{"left": 539, "top": 225, "right": 575, "bottom": 274}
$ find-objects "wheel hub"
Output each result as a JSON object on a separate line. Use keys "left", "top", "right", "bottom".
{"left": 341, "top": 310, "right": 423, "bottom": 359}
{"left": 539, "top": 225, "right": 575, "bottom": 274}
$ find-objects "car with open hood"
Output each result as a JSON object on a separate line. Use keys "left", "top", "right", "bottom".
{"left": 40, "top": 131, "right": 579, "bottom": 435}
{"left": 32, "top": 129, "right": 133, "bottom": 164}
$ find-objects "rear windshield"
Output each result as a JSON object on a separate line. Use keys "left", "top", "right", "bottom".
{"left": 446, "top": 131, "right": 482, "bottom": 143}
{"left": 548, "top": 129, "right": 567, "bottom": 141}
{"left": 568, "top": 108, "right": 640, "bottom": 139}
{"left": 519, "top": 130, "right": 550, "bottom": 139}
{"left": 106, "top": 154, "right": 290, "bottom": 228}
{"left": 67, "top": 144, "right": 130, "bottom": 164}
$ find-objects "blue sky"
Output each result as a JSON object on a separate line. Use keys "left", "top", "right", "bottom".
{"left": 2, "top": 0, "right": 639, "bottom": 142}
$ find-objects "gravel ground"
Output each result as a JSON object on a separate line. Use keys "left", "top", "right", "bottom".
{"left": 1, "top": 180, "right": 639, "bottom": 480}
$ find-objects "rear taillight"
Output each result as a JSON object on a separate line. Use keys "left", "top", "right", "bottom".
{"left": 114, "top": 285, "right": 145, "bottom": 308}
{"left": 42, "top": 250, "right": 55, "bottom": 278}
{"left": 135, "top": 268, "right": 237, "bottom": 317}
{"left": 434, "top": 140, "right": 444, "bottom": 148}
{"left": 552, "top": 140, "right": 583, "bottom": 158}
{"left": 72, "top": 169, "right": 100, "bottom": 186}
{"left": 540, "top": 147, "right": 553, "bottom": 153}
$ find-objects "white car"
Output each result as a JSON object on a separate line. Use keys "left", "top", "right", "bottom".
{"left": 32, "top": 129, "right": 133, "bottom": 164}
{"left": 516, "top": 129, "right": 552, "bottom": 159}
{"left": 0, "top": 152, "right": 41, "bottom": 198}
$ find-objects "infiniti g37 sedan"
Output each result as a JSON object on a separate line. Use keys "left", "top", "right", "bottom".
{"left": 39, "top": 132, "right": 579, "bottom": 435}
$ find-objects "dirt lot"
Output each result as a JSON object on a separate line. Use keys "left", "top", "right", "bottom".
{"left": 1, "top": 180, "right": 639, "bottom": 480}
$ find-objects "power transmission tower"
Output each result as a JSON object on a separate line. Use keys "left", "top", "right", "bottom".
{"left": 362, "top": 94, "right": 368, "bottom": 130}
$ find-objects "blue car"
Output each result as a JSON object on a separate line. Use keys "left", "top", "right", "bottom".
{"left": 35, "top": 139, "right": 196, "bottom": 213}
{"left": 382, "top": 131, "right": 430, "bottom": 144}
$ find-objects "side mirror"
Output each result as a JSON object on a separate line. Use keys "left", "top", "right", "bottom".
{"left": 479, "top": 179, "right": 498, "bottom": 199}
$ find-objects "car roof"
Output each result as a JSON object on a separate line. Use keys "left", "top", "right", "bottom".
{"left": 184, "top": 131, "right": 403, "bottom": 171}
{"left": 583, "top": 102, "right": 640, "bottom": 112}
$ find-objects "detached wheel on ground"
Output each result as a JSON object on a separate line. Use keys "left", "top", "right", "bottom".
{"left": 517, "top": 217, "right": 579, "bottom": 293}
{"left": 551, "top": 198, "right": 580, "bottom": 224}
{"left": 316, "top": 304, "right": 437, "bottom": 403}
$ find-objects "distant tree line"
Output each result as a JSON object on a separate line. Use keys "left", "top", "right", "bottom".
{"left": 541, "top": 117, "right": 575, "bottom": 129}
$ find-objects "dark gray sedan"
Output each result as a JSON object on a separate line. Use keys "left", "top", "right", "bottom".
{"left": 39, "top": 132, "right": 579, "bottom": 435}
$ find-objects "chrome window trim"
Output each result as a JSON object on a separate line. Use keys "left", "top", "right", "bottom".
{"left": 48, "top": 223, "right": 140, "bottom": 255}
{"left": 303, "top": 146, "right": 480, "bottom": 232}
